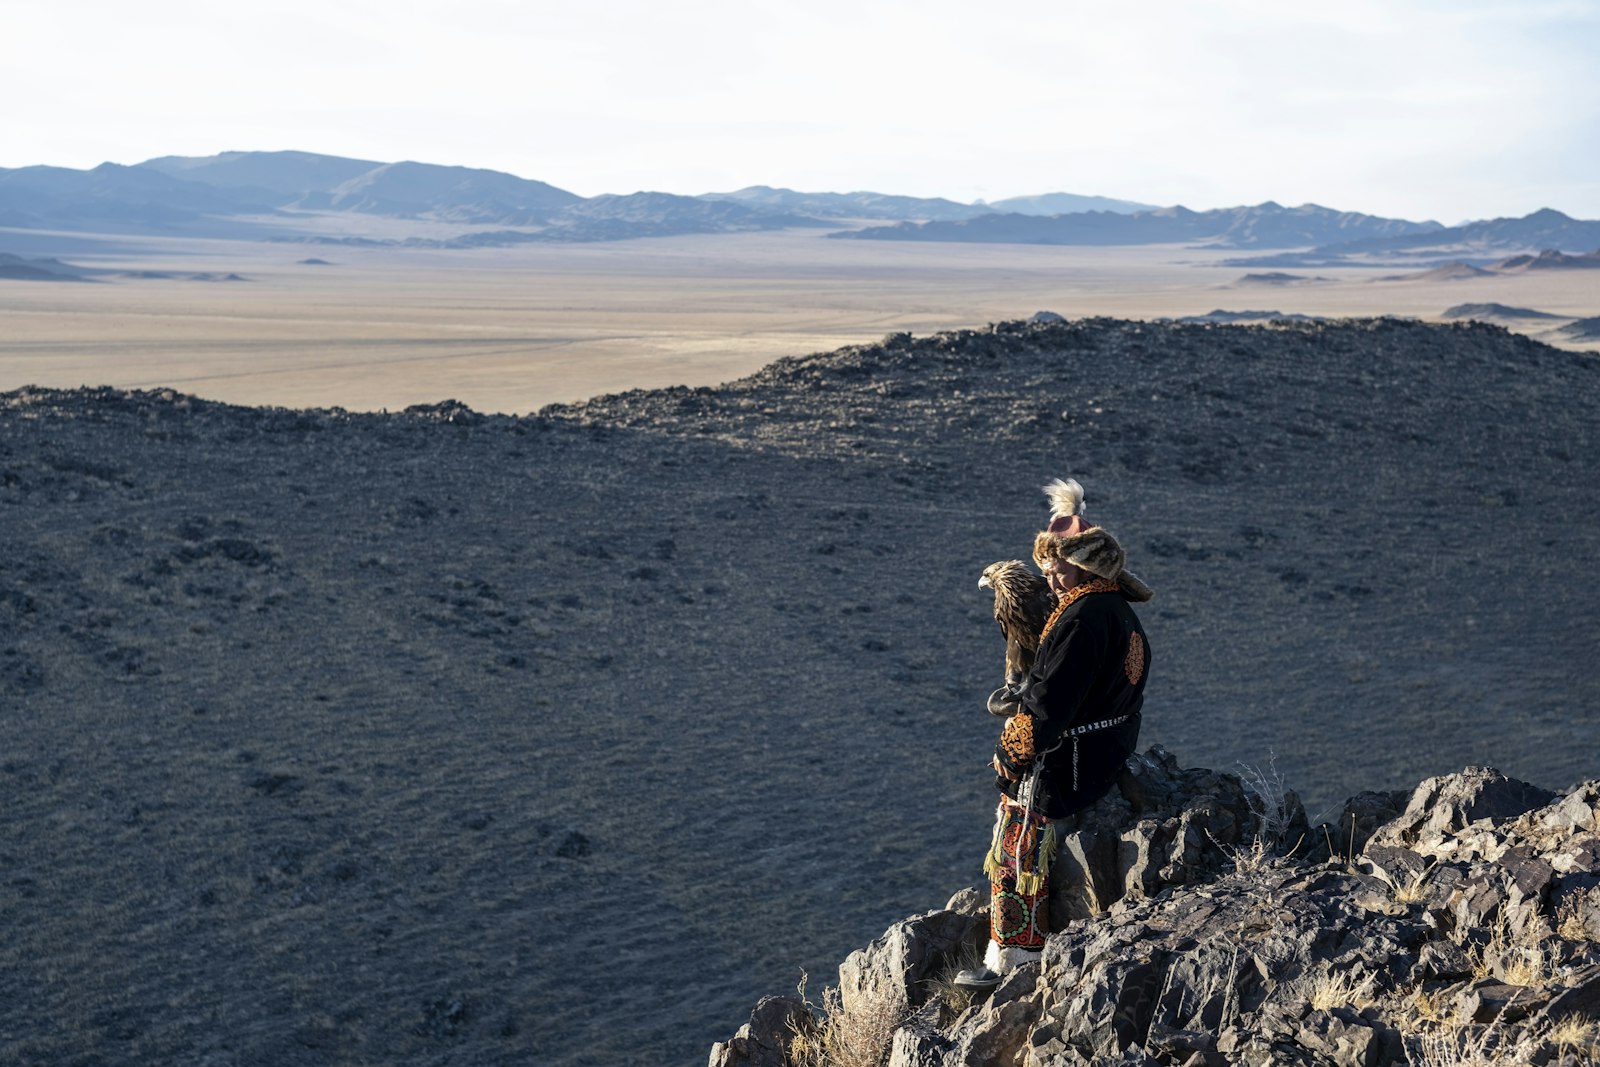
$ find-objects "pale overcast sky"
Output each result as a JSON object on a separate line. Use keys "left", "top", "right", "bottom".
{"left": 4, "top": 0, "right": 1596, "bottom": 222}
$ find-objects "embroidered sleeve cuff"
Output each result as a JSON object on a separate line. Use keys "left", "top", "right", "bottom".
{"left": 997, "top": 712, "right": 1036, "bottom": 776}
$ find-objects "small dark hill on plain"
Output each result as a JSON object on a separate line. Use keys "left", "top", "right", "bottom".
{"left": 1493, "top": 247, "right": 1600, "bottom": 271}
{"left": 1560, "top": 316, "right": 1600, "bottom": 341}
{"left": 1386, "top": 261, "right": 1495, "bottom": 281}
{"left": 1442, "top": 303, "right": 1562, "bottom": 321}
{"left": 1233, "top": 272, "right": 1331, "bottom": 286}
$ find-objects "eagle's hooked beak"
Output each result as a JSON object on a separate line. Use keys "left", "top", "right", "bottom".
{"left": 978, "top": 575, "right": 992, "bottom": 589}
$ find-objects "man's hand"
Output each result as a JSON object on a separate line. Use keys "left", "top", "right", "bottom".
{"left": 992, "top": 753, "right": 1019, "bottom": 781}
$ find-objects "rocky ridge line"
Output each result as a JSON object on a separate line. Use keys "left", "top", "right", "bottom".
{"left": 713, "top": 753, "right": 1600, "bottom": 1067}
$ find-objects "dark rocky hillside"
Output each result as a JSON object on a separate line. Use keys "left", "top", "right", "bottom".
{"left": 715, "top": 760, "right": 1600, "bottom": 1067}
{"left": 1, "top": 318, "right": 1596, "bottom": 1065}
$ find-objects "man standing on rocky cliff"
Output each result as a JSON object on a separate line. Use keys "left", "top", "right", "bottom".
{"left": 958, "top": 479, "right": 1154, "bottom": 988}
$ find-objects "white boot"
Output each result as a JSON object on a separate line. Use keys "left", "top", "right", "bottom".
{"left": 954, "top": 939, "right": 1042, "bottom": 990}
{"left": 985, "top": 938, "right": 1042, "bottom": 976}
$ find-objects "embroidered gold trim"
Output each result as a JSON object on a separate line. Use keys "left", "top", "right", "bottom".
{"left": 999, "top": 713, "right": 1035, "bottom": 766}
{"left": 1037, "top": 578, "right": 1120, "bottom": 642}
{"left": 1125, "top": 631, "right": 1146, "bottom": 685}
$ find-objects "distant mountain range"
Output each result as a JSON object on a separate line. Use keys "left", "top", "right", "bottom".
{"left": 833, "top": 201, "right": 1445, "bottom": 249}
{"left": 1220, "top": 209, "right": 1600, "bottom": 267}
{"left": 0, "top": 150, "right": 1159, "bottom": 243}
{"left": 698, "top": 186, "right": 1156, "bottom": 222}
{"left": 0, "top": 150, "right": 1595, "bottom": 256}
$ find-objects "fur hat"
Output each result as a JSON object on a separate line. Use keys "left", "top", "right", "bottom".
{"left": 1031, "top": 478, "right": 1154, "bottom": 602}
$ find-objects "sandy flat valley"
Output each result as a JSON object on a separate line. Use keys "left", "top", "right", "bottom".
{"left": 2, "top": 226, "right": 1596, "bottom": 411}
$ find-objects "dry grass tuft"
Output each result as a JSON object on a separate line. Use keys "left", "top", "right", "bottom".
{"left": 789, "top": 972, "right": 908, "bottom": 1067}
{"left": 1407, "top": 1024, "right": 1509, "bottom": 1067}
{"left": 1545, "top": 1014, "right": 1600, "bottom": 1059}
{"left": 1456, "top": 909, "right": 1555, "bottom": 989}
{"left": 923, "top": 940, "right": 987, "bottom": 1021}
{"left": 1390, "top": 862, "right": 1440, "bottom": 905}
{"left": 1308, "top": 968, "right": 1377, "bottom": 1012}
{"left": 1407, "top": 982, "right": 1454, "bottom": 1026}
{"left": 1223, "top": 757, "right": 1299, "bottom": 875}
{"left": 1558, "top": 888, "right": 1599, "bottom": 942}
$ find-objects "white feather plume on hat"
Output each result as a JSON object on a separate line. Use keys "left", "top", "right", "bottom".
{"left": 1042, "top": 478, "right": 1084, "bottom": 521}
{"left": 1032, "top": 478, "right": 1154, "bottom": 602}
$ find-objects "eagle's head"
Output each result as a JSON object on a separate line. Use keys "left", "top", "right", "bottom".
{"left": 978, "top": 559, "right": 1034, "bottom": 595}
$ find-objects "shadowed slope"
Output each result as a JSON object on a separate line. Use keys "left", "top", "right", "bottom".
{"left": 1, "top": 318, "right": 1596, "bottom": 1065}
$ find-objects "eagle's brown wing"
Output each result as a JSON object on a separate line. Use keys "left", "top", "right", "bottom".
{"left": 981, "top": 560, "right": 1057, "bottom": 688}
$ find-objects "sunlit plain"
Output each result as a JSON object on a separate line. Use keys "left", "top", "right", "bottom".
{"left": 1, "top": 227, "right": 1595, "bottom": 412}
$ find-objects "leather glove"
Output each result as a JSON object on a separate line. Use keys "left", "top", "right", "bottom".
{"left": 987, "top": 684, "right": 1024, "bottom": 717}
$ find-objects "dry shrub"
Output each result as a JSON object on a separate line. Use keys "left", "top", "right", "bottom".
{"left": 1558, "top": 887, "right": 1599, "bottom": 942}
{"left": 1308, "top": 968, "right": 1377, "bottom": 1012}
{"left": 1390, "top": 862, "right": 1440, "bottom": 905}
{"left": 1408, "top": 1013, "right": 1600, "bottom": 1067}
{"left": 1408, "top": 1024, "right": 1511, "bottom": 1067}
{"left": 923, "top": 939, "right": 987, "bottom": 1022}
{"left": 1407, "top": 982, "right": 1453, "bottom": 1026}
{"left": 1545, "top": 1014, "right": 1600, "bottom": 1060}
{"left": 1456, "top": 908, "right": 1554, "bottom": 988}
{"left": 789, "top": 973, "right": 907, "bottom": 1067}
{"left": 1224, "top": 758, "right": 1298, "bottom": 875}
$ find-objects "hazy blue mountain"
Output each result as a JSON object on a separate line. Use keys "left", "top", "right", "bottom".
{"left": 980, "top": 191, "right": 1157, "bottom": 215}
{"left": 700, "top": 186, "right": 1161, "bottom": 221}
{"left": 423, "top": 193, "right": 829, "bottom": 245}
{"left": 0, "top": 252, "right": 99, "bottom": 281}
{"left": 138, "top": 150, "right": 384, "bottom": 196}
{"left": 290, "top": 161, "right": 581, "bottom": 224}
{"left": 263, "top": 191, "right": 829, "bottom": 247}
{"left": 834, "top": 201, "right": 1441, "bottom": 248}
{"left": 1317, "top": 208, "right": 1600, "bottom": 256}
{"left": 562, "top": 191, "right": 819, "bottom": 226}
{"left": 1223, "top": 209, "right": 1600, "bottom": 267}
{"left": 0, "top": 162, "right": 273, "bottom": 230}
{"left": 699, "top": 186, "right": 990, "bottom": 221}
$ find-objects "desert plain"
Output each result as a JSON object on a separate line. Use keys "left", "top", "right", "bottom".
{"left": 2, "top": 224, "right": 1596, "bottom": 412}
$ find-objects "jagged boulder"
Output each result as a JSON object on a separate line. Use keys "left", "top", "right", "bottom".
{"left": 1367, "top": 767, "right": 1555, "bottom": 861}
{"left": 708, "top": 995, "right": 809, "bottom": 1067}
{"left": 838, "top": 908, "right": 986, "bottom": 1021}
{"left": 1047, "top": 746, "right": 1298, "bottom": 926}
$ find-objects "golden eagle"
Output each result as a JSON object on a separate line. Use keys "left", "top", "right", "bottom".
{"left": 978, "top": 559, "right": 1056, "bottom": 711}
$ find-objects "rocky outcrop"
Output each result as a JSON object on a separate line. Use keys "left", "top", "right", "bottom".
{"left": 710, "top": 997, "right": 811, "bottom": 1067}
{"left": 715, "top": 758, "right": 1600, "bottom": 1067}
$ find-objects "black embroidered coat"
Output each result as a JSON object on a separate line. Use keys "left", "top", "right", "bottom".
{"left": 994, "top": 586, "right": 1150, "bottom": 819}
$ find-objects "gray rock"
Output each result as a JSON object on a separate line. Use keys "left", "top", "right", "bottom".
{"left": 708, "top": 995, "right": 808, "bottom": 1067}
{"left": 1330, "top": 790, "right": 1413, "bottom": 861}
{"left": 943, "top": 884, "right": 988, "bottom": 919}
{"left": 1454, "top": 978, "right": 1536, "bottom": 1024}
{"left": 1369, "top": 768, "right": 1555, "bottom": 858}
{"left": 714, "top": 760, "right": 1600, "bottom": 1067}
{"left": 838, "top": 908, "right": 984, "bottom": 1021}
{"left": 1047, "top": 747, "right": 1258, "bottom": 924}
{"left": 1359, "top": 844, "right": 1427, "bottom": 891}
{"left": 1414, "top": 940, "right": 1473, "bottom": 981}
